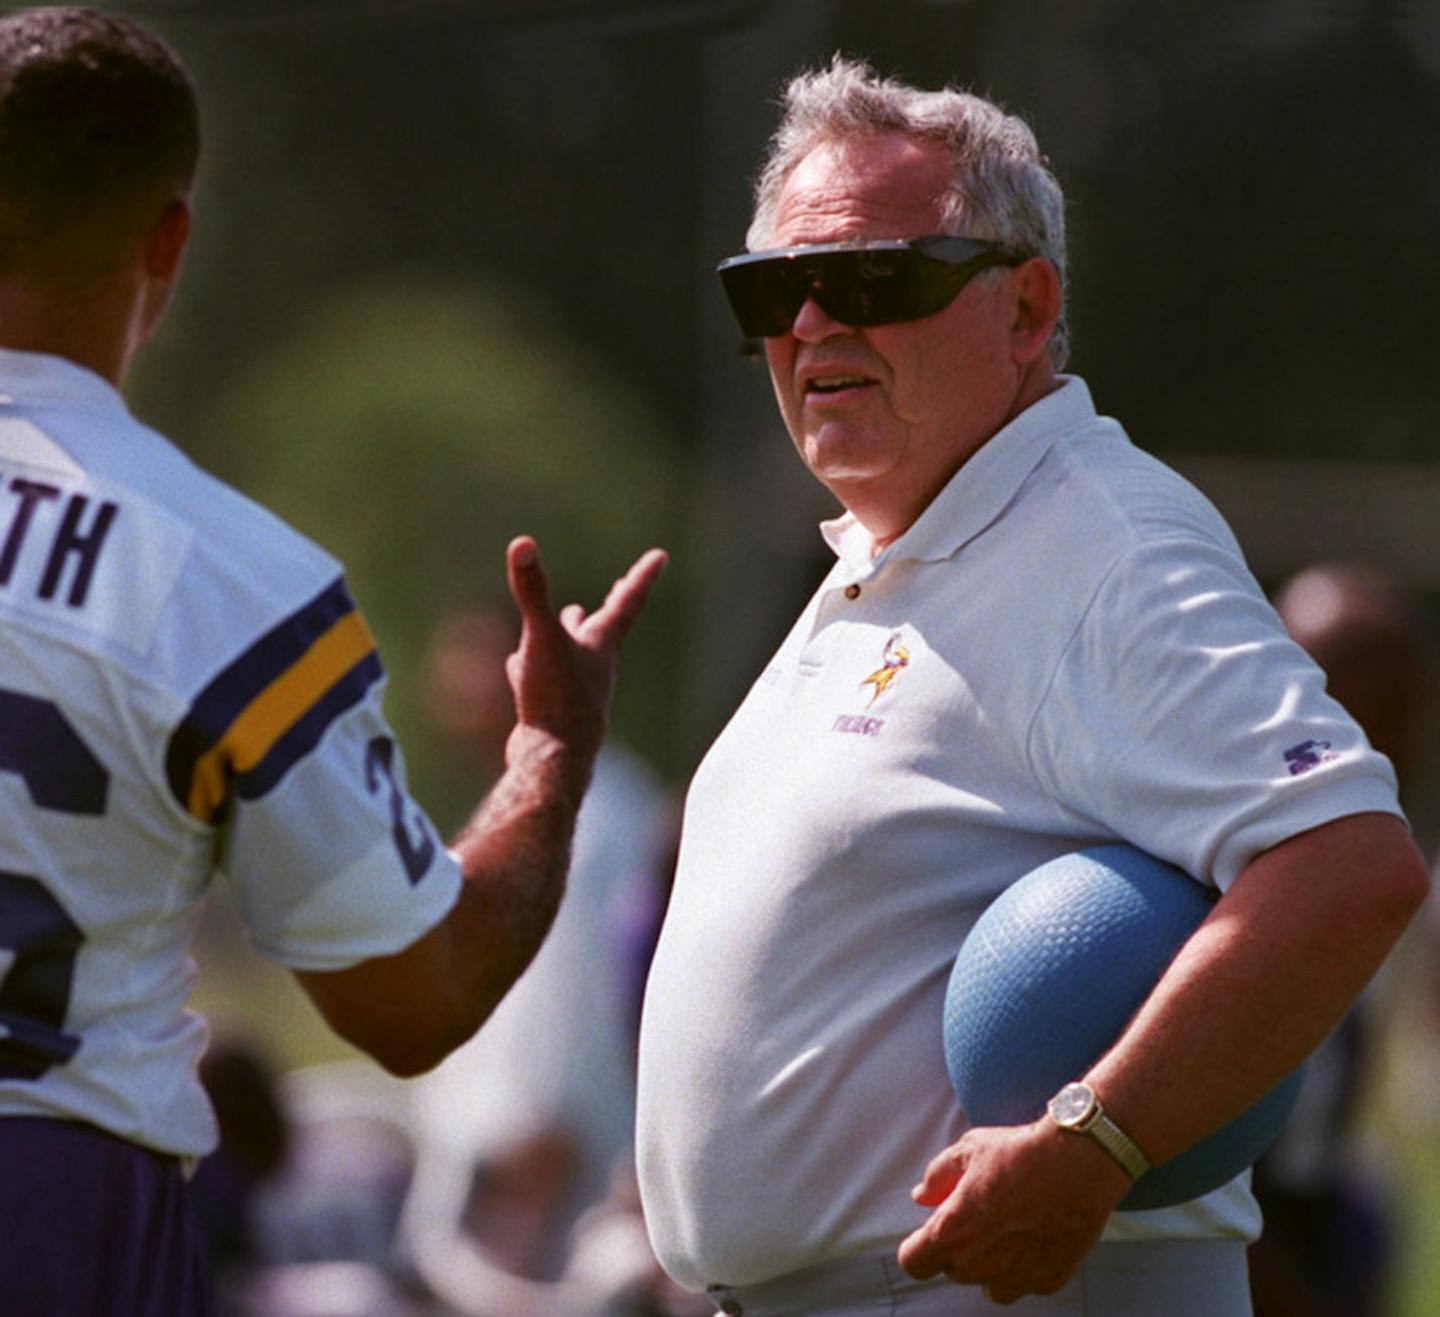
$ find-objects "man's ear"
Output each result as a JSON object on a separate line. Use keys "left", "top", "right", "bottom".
{"left": 1008, "top": 257, "right": 1061, "bottom": 365}
{"left": 133, "top": 197, "right": 193, "bottom": 352}
{"left": 144, "top": 198, "right": 191, "bottom": 283}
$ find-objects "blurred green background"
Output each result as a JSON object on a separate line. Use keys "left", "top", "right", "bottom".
{"left": 14, "top": 0, "right": 1440, "bottom": 1310}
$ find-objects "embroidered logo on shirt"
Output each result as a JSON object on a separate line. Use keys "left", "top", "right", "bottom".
{"left": 860, "top": 632, "right": 910, "bottom": 708}
{"left": 833, "top": 713, "right": 885, "bottom": 737}
{"left": 1283, "top": 739, "right": 1338, "bottom": 776}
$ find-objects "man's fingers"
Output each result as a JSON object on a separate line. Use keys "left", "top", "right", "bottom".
{"left": 911, "top": 1141, "right": 966, "bottom": 1206}
{"left": 897, "top": 1219, "right": 988, "bottom": 1288}
{"left": 505, "top": 536, "right": 558, "bottom": 634}
{"left": 896, "top": 1141, "right": 975, "bottom": 1281}
{"left": 585, "top": 548, "right": 668, "bottom": 645}
{"left": 896, "top": 1225, "right": 948, "bottom": 1281}
{"left": 508, "top": 539, "right": 666, "bottom": 645}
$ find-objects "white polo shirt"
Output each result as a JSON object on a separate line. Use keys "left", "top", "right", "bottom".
{"left": 635, "top": 376, "right": 1403, "bottom": 1292}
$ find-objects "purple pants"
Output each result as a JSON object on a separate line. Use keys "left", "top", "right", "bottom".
{"left": 0, "top": 1117, "right": 213, "bottom": 1315}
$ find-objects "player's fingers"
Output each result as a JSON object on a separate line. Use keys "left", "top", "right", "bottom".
{"left": 585, "top": 548, "right": 668, "bottom": 645}
{"left": 559, "top": 602, "right": 587, "bottom": 635}
{"left": 505, "top": 537, "right": 562, "bottom": 638}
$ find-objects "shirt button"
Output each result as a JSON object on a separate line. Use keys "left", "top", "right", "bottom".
{"left": 844, "top": 583, "right": 861, "bottom": 600}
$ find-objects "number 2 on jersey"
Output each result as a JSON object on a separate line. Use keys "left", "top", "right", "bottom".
{"left": 0, "top": 689, "right": 107, "bottom": 1081}
{"left": 365, "top": 736, "right": 436, "bottom": 885}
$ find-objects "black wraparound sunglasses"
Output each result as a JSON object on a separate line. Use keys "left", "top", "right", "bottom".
{"left": 716, "top": 234, "right": 1025, "bottom": 340}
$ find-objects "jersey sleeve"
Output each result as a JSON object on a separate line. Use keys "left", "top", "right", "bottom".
{"left": 165, "top": 575, "right": 461, "bottom": 970}
{"left": 1027, "top": 535, "right": 1405, "bottom": 889}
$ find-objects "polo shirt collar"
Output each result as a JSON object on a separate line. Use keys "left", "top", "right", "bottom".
{"left": 0, "top": 348, "right": 127, "bottom": 413}
{"left": 821, "top": 374, "right": 1097, "bottom": 572}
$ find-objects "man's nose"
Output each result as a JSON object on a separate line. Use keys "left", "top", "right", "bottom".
{"left": 791, "top": 293, "right": 855, "bottom": 341}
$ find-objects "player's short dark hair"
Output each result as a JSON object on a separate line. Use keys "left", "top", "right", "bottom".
{"left": 0, "top": 7, "right": 199, "bottom": 247}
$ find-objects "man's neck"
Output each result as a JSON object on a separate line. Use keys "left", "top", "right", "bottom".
{"left": 0, "top": 280, "right": 136, "bottom": 388}
{"left": 858, "top": 364, "right": 1063, "bottom": 553}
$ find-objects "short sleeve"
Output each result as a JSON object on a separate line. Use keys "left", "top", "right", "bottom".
{"left": 1028, "top": 536, "right": 1404, "bottom": 889}
{"left": 166, "top": 576, "right": 461, "bottom": 969}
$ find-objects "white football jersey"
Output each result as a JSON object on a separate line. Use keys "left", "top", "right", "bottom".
{"left": 0, "top": 349, "right": 462, "bottom": 1158}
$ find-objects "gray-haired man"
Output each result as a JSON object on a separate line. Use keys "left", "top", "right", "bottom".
{"left": 635, "top": 58, "right": 1426, "bottom": 1316}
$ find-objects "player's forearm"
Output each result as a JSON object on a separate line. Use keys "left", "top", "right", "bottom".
{"left": 294, "top": 540, "right": 665, "bottom": 1077}
{"left": 429, "top": 534, "right": 665, "bottom": 1045}
{"left": 1085, "top": 811, "right": 1429, "bottom": 1169}
{"left": 293, "top": 726, "right": 595, "bottom": 1078}
{"left": 438, "top": 724, "right": 595, "bottom": 1025}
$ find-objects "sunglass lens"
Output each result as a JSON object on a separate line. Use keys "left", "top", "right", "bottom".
{"left": 719, "top": 240, "right": 1004, "bottom": 338}
{"left": 720, "top": 260, "right": 807, "bottom": 338}
{"left": 812, "top": 249, "right": 908, "bottom": 328}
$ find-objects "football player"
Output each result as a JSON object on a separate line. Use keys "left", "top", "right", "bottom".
{"left": 0, "top": 8, "right": 664, "bottom": 1313}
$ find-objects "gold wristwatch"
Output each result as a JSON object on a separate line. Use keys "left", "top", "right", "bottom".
{"left": 1046, "top": 1081, "right": 1150, "bottom": 1182}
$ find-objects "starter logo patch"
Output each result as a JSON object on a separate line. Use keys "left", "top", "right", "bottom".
{"left": 1283, "top": 738, "right": 1339, "bottom": 776}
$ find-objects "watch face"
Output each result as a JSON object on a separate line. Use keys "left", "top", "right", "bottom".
{"left": 1050, "top": 1082, "right": 1095, "bottom": 1127}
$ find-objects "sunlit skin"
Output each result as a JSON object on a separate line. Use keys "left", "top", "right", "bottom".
{"left": 760, "top": 132, "right": 1062, "bottom": 549}
{"left": 0, "top": 194, "right": 190, "bottom": 387}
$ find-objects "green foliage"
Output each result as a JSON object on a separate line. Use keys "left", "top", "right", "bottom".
{"left": 209, "top": 276, "right": 686, "bottom": 789}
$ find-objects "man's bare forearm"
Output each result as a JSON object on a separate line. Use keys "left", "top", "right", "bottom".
{"left": 898, "top": 811, "right": 1430, "bottom": 1303}
{"left": 441, "top": 724, "right": 595, "bottom": 1029}
{"left": 293, "top": 540, "right": 665, "bottom": 1078}
{"left": 1087, "top": 811, "right": 1430, "bottom": 1168}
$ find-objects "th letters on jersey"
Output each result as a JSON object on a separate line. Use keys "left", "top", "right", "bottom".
{"left": 0, "top": 473, "right": 118, "bottom": 609}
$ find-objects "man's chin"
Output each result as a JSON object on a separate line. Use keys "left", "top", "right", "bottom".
{"left": 801, "top": 420, "right": 901, "bottom": 476}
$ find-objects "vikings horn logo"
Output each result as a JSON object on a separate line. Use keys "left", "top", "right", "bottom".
{"left": 861, "top": 632, "right": 910, "bottom": 707}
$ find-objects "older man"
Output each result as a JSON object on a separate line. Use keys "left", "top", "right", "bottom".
{"left": 635, "top": 58, "right": 1428, "bottom": 1316}
{"left": 0, "top": 9, "right": 662, "bottom": 1313}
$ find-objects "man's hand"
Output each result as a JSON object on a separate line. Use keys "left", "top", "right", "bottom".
{"left": 293, "top": 537, "right": 666, "bottom": 1078}
{"left": 897, "top": 1119, "right": 1131, "bottom": 1305}
{"left": 897, "top": 813, "right": 1429, "bottom": 1307}
{"left": 504, "top": 536, "right": 667, "bottom": 774}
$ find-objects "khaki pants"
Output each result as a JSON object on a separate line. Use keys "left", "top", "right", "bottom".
{"left": 703, "top": 1239, "right": 1252, "bottom": 1316}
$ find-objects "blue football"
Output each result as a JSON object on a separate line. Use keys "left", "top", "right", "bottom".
{"left": 942, "top": 844, "right": 1304, "bottom": 1211}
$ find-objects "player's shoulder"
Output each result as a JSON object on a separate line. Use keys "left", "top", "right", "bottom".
{"left": 0, "top": 373, "right": 349, "bottom": 701}
{"left": 80, "top": 404, "right": 337, "bottom": 589}
{"left": 145, "top": 461, "right": 353, "bottom": 703}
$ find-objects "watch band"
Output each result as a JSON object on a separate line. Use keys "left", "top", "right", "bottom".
{"left": 1078, "top": 1105, "right": 1150, "bottom": 1181}
{"left": 1047, "top": 1081, "right": 1151, "bottom": 1182}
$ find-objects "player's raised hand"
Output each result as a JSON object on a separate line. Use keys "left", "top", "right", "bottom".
{"left": 503, "top": 535, "right": 667, "bottom": 770}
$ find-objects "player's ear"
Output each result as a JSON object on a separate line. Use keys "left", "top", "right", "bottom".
{"left": 144, "top": 198, "right": 191, "bottom": 284}
{"left": 134, "top": 199, "right": 192, "bottom": 355}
